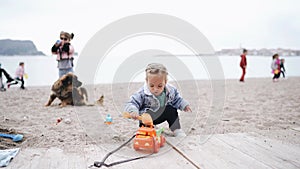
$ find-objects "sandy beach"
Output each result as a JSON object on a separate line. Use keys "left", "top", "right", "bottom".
{"left": 1, "top": 77, "right": 300, "bottom": 168}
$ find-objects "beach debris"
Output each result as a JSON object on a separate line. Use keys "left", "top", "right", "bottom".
{"left": 23, "top": 116, "right": 29, "bottom": 120}
{"left": 96, "top": 95, "right": 104, "bottom": 106}
{"left": 56, "top": 117, "right": 62, "bottom": 125}
{"left": 64, "top": 118, "right": 71, "bottom": 124}
{"left": 0, "top": 133, "right": 23, "bottom": 142}
{"left": 112, "top": 135, "right": 122, "bottom": 142}
{"left": 0, "top": 148, "right": 20, "bottom": 167}
{"left": 104, "top": 114, "right": 112, "bottom": 125}
{"left": 3, "top": 117, "right": 9, "bottom": 122}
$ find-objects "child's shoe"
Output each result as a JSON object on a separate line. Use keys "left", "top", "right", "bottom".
{"left": 174, "top": 129, "right": 186, "bottom": 137}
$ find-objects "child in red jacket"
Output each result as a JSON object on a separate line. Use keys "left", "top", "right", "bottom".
{"left": 239, "top": 49, "right": 247, "bottom": 82}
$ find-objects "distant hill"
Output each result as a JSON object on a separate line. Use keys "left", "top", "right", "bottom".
{"left": 0, "top": 39, "right": 45, "bottom": 56}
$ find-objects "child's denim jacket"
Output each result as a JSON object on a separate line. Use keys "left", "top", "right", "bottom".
{"left": 124, "top": 83, "right": 189, "bottom": 114}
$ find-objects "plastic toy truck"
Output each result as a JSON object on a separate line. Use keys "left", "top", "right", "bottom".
{"left": 123, "top": 112, "right": 166, "bottom": 153}
{"left": 133, "top": 126, "right": 165, "bottom": 153}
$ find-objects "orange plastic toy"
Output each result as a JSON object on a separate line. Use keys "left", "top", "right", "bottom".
{"left": 123, "top": 112, "right": 166, "bottom": 153}
{"left": 133, "top": 126, "right": 165, "bottom": 153}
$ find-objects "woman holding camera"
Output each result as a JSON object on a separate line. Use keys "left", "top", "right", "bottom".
{"left": 51, "top": 31, "right": 75, "bottom": 78}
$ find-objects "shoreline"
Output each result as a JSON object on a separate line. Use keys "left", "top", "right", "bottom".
{"left": 8, "top": 76, "right": 300, "bottom": 88}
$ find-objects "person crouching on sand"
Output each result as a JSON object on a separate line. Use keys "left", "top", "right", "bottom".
{"left": 124, "top": 63, "right": 192, "bottom": 137}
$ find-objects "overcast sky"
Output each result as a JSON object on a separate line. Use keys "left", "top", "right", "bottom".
{"left": 0, "top": 0, "right": 299, "bottom": 55}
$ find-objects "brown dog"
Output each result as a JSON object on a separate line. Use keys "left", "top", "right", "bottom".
{"left": 45, "top": 73, "right": 88, "bottom": 107}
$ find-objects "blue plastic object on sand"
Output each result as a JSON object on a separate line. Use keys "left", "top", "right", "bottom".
{"left": 105, "top": 114, "right": 112, "bottom": 123}
{"left": 0, "top": 133, "right": 23, "bottom": 142}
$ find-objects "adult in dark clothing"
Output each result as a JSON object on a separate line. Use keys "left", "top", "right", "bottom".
{"left": 239, "top": 49, "right": 247, "bottom": 82}
{"left": 280, "top": 58, "right": 286, "bottom": 78}
{"left": 0, "top": 63, "right": 14, "bottom": 91}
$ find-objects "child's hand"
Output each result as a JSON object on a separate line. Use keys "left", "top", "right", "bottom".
{"left": 55, "top": 40, "right": 62, "bottom": 47}
{"left": 184, "top": 105, "right": 192, "bottom": 112}
{"left": 130, "top": 112, "right": 139, "bottom": 120}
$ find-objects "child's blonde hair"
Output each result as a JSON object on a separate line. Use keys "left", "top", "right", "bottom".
{"left": 145, "top": 63, "right": 168, "bottom": 80}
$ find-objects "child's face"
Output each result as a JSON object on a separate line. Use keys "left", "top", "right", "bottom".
{"left": 60, "top": 35, "right": 70, "bottom": 44}
{"left": 146, "top": 74, "right": 166, "bottom": 96}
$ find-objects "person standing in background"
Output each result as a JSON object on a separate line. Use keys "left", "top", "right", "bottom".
{"left": 239, "top": 49, "right": 247, "bottom": 82}
{"left": 271, "top": 54, "right": 280, "bottom": 82}
{"left": 51, "top": 31, "right": 75, "bottom": 78}
{"left": 280, "top": 58, "right": 286, "bottom": 78}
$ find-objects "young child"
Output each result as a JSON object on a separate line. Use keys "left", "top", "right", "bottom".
{"left": 124, "top": 63, "right": 192, "bottom": 137}
{"left": 239, "top": 49, "right": 247, "bottom": 82}
{"left": 8, "top": 62, "right": 26, "bottom": 89}
{"left": 271, "top": 54, "right": 280, "bottom": 82}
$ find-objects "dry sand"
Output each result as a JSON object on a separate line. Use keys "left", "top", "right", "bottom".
{"left": 0, "top": 77, "right": 300, "bottom": 154}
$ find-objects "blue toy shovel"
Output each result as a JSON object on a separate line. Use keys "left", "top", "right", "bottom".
{"left": 0, "top": 133, "right": 23, "bottom": 142}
